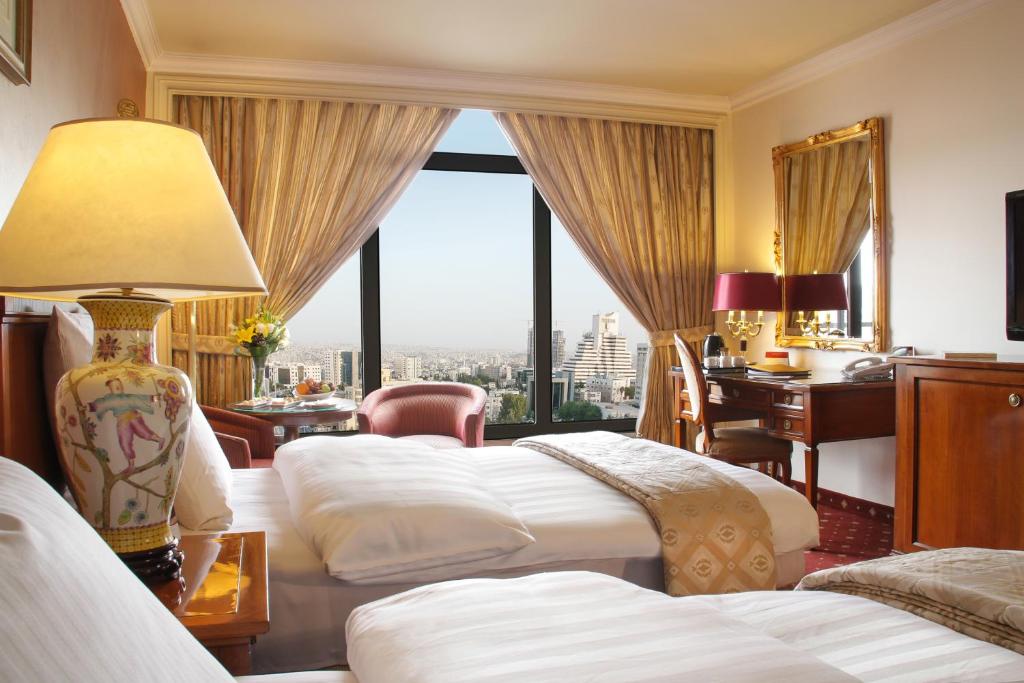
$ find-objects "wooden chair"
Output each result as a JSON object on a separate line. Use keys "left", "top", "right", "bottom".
{"left": 674, "top": 334, "right": 792, "bottom": 484}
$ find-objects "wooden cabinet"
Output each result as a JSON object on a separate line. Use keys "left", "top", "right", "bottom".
{"left": 894, "top": 356, "right": 1024, "bottom": 553}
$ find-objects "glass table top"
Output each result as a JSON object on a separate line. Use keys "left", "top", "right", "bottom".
{"left": 229, "top": 397, "right": 357, "bottom": 415}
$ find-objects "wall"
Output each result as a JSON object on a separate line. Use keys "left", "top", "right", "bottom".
{"left": 724, "top": 0, "right": 1024, "bottom": 505}
{"left": 1, "top": 0, "right": 145, "bottom": 219}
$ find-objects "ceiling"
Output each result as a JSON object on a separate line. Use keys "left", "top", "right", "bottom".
{"left": 145, "top": 0, "right": 937, "bottom": 97}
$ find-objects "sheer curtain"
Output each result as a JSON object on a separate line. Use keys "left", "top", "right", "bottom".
{"left": 171, "top": 95, "right": 458, "bottom": 406}
{"left": 495, "top": 112, "right": 715, "bottom": 444}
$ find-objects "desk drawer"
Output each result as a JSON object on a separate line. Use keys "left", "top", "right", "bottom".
{"left": 709, "top": 383, "right": 771, "bottom": 408}
{"left": 771, "top": 413, "right": 805, "bottom": 439}
{"left": 773, "top": 390, "right": 804, "bottom": 410}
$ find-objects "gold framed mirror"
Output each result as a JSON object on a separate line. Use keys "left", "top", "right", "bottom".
{"left": 773, "top": 117, "right": 887, "bottom": 352}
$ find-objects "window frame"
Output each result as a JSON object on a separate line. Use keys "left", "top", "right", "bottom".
{"left": 359, "top": 150, "right": 636, "bottom": 440}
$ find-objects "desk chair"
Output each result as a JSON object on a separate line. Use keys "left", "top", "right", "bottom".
{"left": 674, "top": 334, "right": 792, "bottom": 484}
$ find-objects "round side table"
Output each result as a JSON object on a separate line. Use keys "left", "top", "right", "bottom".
{"left": 228, "top": 398, "right": 357, "bottom": 442}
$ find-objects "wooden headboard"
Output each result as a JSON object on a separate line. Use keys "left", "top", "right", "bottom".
{"left": 0, "top": 299, "right": 64, "bottom": 488}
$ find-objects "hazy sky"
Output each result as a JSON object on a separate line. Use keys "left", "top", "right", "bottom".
{"left": 287, "top": 109, "right": 645, "bottom": 354}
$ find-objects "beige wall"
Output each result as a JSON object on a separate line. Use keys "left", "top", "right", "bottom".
{"left": 0, "top": 0, "right": 145, "bottom": 218}
{"left": 725, "top": 0, "right": 1024, "bottom": 505}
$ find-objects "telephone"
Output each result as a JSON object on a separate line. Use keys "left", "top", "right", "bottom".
{"left": 842, "top": 356, "right": 894, "bottom": 381}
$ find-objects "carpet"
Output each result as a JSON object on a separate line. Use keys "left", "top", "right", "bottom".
{"left": 805, "top": 503, "right": 894, "bottom": 574}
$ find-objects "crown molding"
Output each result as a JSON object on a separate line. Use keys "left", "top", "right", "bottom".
{"left": 127, "top": 0, "right": 990, "bottom": 120}
{"left": 119, "top": 0, "right": 161, "bottom": 68}
{"left": 731, "top": 0, "right": 993, "bottom": 111}
{"left": 149, "top": 51, "right": 731, "bottom": 118}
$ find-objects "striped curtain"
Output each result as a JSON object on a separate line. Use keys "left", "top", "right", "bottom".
{"left": 171, "top": 95, "right": 457, "bottom": 406}
{"left": 495, "top": 113, "right": 715, "bottom": 445}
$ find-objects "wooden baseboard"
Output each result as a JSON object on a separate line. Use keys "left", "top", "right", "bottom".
{"left": 790, "top": 482, "right": 893, "bottom": 523}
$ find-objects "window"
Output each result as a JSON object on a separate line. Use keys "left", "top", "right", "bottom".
{"left": 379, "top": 168, "right": 535, "bottom": 426}
{"left": 551, "top": 217, "right": 644, "bottom": 422}
{"left": 270, "top": 256, "right": 362, "bottom": 433}
{"left": 291, "top": 109, "right": 638, "bottom": 439}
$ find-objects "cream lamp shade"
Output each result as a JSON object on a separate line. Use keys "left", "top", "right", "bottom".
{"left": 0, "top": 118, "right": 266, "bottom": 301}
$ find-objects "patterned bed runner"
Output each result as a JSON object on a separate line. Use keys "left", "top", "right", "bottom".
{"left": 515, "top": 432, "right": 776, "bottom": 595}
{"left": 798, "top": 547, "right": 1024, "bottom": 654}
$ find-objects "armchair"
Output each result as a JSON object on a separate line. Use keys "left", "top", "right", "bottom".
{"left": 357, "top": 382, "right": 487, "bottom": 448}
{"left": 201, "top": 405, "right": 277, "bottom": 468}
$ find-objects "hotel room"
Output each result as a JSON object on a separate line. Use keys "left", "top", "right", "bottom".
{"left": 0, "top": 1, "right": 1022, "bottom": 681}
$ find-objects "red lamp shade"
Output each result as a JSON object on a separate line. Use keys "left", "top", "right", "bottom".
{"left": 785, "top": 273, "right": 849, "bottom": 311}
{"left": 712, "top": 272, "right": 783, "bottom": 312}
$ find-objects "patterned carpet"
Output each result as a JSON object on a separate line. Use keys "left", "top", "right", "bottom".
{"left": 805, "top": 503, "right": 894, "bottom": 573}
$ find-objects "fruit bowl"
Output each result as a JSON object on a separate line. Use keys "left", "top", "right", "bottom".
{"left": 293, "top": 378, "right": 337, "bottom": 402}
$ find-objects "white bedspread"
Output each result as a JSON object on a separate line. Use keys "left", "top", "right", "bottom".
{"left": 346, "top": 572, "right": 857, "bottom": 682}
{"left": 220, "top": 442, "right": 818, "bottom": 672}
{"left": 346, "top": 572, "right": 1024, "bottom": 683}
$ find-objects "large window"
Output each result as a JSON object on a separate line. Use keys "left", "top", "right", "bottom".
{"left": 269, "top": 256, "right": 362, "bottom": 433}
{"left": 379, "top": 168, "right": 535, "bottom": 426}
{"left": 551, "top": 217, "right": 644, "bottom": 422}
{"left": 290, "top": 109, "right": 639, "bottom": 438}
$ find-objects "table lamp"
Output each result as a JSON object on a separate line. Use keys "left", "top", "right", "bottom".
{"left": 0, "top": 119, "right": 266, "bottom": 582}
{"left": 785, "top": 273, "right": 849, "bottom": 337}
{"left": 712, "top": 272, "right": 783, "bottom": 354}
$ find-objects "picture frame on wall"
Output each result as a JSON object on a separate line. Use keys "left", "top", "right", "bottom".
{"left": 0, "top": 0, "right": 31, "bottom": 85}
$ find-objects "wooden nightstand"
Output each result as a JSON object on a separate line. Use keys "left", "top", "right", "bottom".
{"left": 153, "top": 531, "right": 269, "bottom": 675}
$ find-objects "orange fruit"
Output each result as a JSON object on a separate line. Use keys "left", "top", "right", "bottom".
{"left": 296, "top": 383, "right": 310, "bottom": 395}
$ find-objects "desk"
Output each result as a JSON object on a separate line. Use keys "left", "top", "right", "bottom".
{"left": 670, "top": 370, "right": 895, "bottom": 508}
{"left": 229, "top": 398, "right": 357, "bottom": 442}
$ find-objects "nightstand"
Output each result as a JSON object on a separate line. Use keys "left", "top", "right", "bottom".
{"left": 153, "top": 531, "right": 269, "bottom": 675}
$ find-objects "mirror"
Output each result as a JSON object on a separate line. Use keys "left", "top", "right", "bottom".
{"left": 773, "top": 117, "right": 887, "bottom": 352}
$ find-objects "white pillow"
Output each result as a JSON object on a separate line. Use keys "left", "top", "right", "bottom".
{"left": 0, "top": 456, "right": 234, "bottom": 682}
{"left": 43, "top": 306, "right": 93, "bottom": 409}
{"left": 175, "top": 403, "right": 234, "bottom": 531}
{"left": 274, "top": 435, "right": 535, "bottom": 583}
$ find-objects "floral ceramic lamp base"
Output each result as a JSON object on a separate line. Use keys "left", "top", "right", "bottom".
{"left": 54, "top": 292, "right": 192, "bottom": 584}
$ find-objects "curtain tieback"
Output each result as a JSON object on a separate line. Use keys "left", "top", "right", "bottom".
{"left": 170, "top": 333, "right": 238, "bottom": 356}
{"left": 649, "top": 325, "right": 715, "bottom": 348}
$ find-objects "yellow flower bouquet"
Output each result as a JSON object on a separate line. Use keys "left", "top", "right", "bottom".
{"left": 229, "top": 306, "right": 289, "bottom": 399}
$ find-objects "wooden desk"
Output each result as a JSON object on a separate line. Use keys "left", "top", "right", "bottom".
{"left": 153, "top": 531, "right": 269, "bottom": 675}
{"left": 670, "top": 370, "right": 895, "bottom": 508}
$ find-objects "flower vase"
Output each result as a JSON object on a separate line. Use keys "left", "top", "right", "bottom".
{"left": 251, "top": 352, "right": 269, "bottom": 400}
{"left": 54, "top": 292, "right": 192, "bottom": 583}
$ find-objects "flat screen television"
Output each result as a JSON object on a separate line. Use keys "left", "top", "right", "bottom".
{"left": 1008, "top": 189, "right": 1024, "bottom": 341}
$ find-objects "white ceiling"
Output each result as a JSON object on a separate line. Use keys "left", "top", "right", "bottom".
{"left": 144, "top": 0, "right": 938, "bottom": 97}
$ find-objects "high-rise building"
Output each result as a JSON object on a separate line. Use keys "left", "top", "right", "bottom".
{"left": 527, "top": 322, "right": 566, "bottom": 369}
{"left": 562, "top": 313, "right": 635, "bottom": 383}
{"left": 401, "top": 355, "right": 422, "bottom": 381}
{"left": 552, "top": 328, "right": 566, "bottom": 369}
{"left": 635, "top": 342, "right": 650, "bottom": 401}
{"left": 526, "top": 323, "right": 535, "bottom": 368}
{"left": 277, "top": 363, "right": 322, "bottom": 387}
{"left": 320, "top": 349, "right": 361, "bottom": 398}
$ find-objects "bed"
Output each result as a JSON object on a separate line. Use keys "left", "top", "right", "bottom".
{"left": 336, "top": 569, "right": 1024, "bottom": 682}
{"left": 221, "top": 439, "right": 818, "bottom": 673}
{"left": 19, "top": 308, "right": 818, "bottom": 674}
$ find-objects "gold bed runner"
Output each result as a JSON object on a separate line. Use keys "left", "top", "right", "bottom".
{"left": 515, "top": 432, "right": 776, "bottom": 595}
{"left": 798, "top": 548, "right": 1024, "bottom": 654}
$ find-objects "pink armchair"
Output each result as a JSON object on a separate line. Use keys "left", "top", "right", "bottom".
{"left": 357, "top": 382, "right": 487, "bottom": 448}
